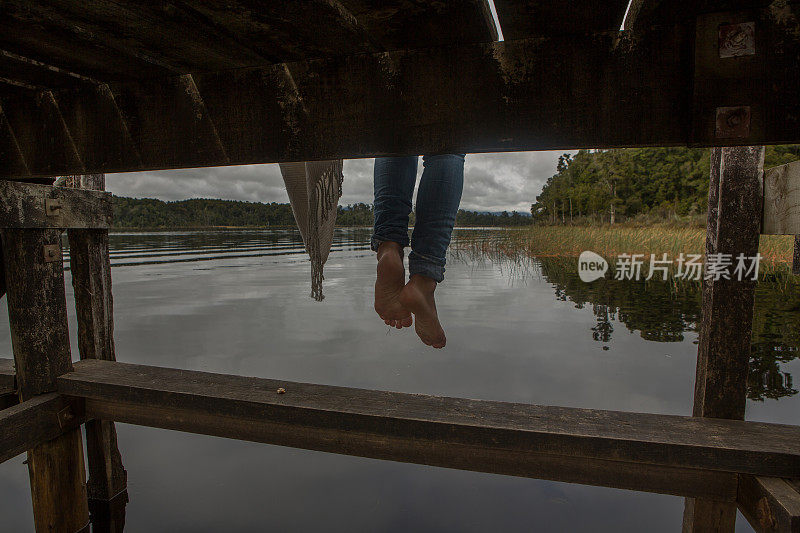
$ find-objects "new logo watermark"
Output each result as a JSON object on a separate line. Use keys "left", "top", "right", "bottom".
{"left": 578, "top": 251, "right": 761, "bottom": 282}
{"left": 578, "top": 251, "right": 609, "bottom": 282}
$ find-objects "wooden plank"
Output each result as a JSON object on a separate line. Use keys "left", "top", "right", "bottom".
{"left": 1, "top": 1, "right": 267, "bottom": 73}
{"left": 0, "top": 5, "right": 176, "bottom": 83}
{"left": 88, "top": 490, "right": 128, "bottom": 533}
{"left": 763, "top": 160, "right": 800, "bottom": 235}
{"left": 1, "top": 0, "right": 495, "bottom": 88}
{"left": 739, "top": 475, "right": 800, "bottom": 533}
{"left": 0, "top": 26, "right": 690, "bottom": 177}
{"left": 0, "top": 393, "right": 85, "bottom": 465}
{"left": 1, "top": 13, "right": 796, "bottom": 179}
{"left": 0, "top": 181, "right": 112, "bottom": 229}
{"left": 0, "top": 228, "right": 89, "bottom": 532}
{"left": 494, "top": 0, "right": 629, "bottom": 39}
{"left": 691, "top": 6, "right": 800, "bottom": 146}
{"left": 66, "top": 174, "right": 127, "bottom": 503}
{"left": 2, "top": 229, "right": 74, "bottom": 398}
{"left": 624, "top": 1, "right": 776, "bottom": 32}
{"left": 59, "top": 360, "right": 800, "bottom": 479}
{"left": 335, "top": 0, "right": 497, "bottom": 48}
{"left": 683, "top": 146, "right": 765, "bottom": 533}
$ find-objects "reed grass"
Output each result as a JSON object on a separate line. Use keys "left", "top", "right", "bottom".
{"left": 452, "top": 225, "right": 798, "bottom": 281}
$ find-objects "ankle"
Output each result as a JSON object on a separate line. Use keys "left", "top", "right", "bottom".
{"left": 377, "top": 241, "right": 403, "bottom": 261}
{"left": 408, "top": 274, "right": 437, "bottom": 292}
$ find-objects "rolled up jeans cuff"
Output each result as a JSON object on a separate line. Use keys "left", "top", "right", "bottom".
{"left": 408, "top": 251, "right": 445, "bottom": 283}
{"left": 371, "top": 233, "right": 409, "bottom": 253}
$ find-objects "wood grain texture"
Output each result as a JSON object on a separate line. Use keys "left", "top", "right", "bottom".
{"left": 763, "top": 160, "right": 800, "bottom": 235}
{"left": 625, "top": 0, "right": 776, "bottom": 32}
{"left": 793, "top": 236, "right": 800, "bottom": 275}
{"left": 684, "top": 146, "right": 765, "bottom": 533}
{"left": 66, "top": 175, "right": 127, "bottom": 503}
{"left": 0, "top": 0, "right": 496, "bottom": 91}
{"left": 691, "top": 5, "right": 800, "bottom": 146}
{"left": 738, "top": 475, "right": 800, "bottom": 533}
{"left": 0, "top": 181, "right": 112, "bottom": 229}
{"left": 0, "top": 27, "right": 693, "bottom": 178}
{"left": 1, "top": 229, "right": 73, "bottom": 399}
{"left": 494, "top": 0, "right": 629, "bottom": 39}
{"left": 88, "top": 490, "right": 128, "bottom": 533}
{"left": 0, "top": 393, "right": 85, "bottom": 465}
{"left": 27, "top": 428, "right": 90, "bottom": 533}
{"left": 1, "top": 227, "right": 89, "bottom": 532}
{"left": 58, "top": 360, "right": 800, "bottom": 479}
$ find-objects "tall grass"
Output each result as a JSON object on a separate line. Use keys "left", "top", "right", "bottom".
{"left": 453, "top": 225, "right": 797, "bottom": 281}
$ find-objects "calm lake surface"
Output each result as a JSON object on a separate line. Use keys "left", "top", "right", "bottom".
{"left": 1, "top": 228, "right": 798, "bottom": 532}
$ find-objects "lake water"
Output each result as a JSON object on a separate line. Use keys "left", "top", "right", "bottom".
{"left": 0, "top": 228, "right": 797, "bottom": 532}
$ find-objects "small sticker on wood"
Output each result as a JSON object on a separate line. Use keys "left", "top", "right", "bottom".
{"left": 715, "top": 106, "right": 751, "bottom": 138}
{"left": 719, "top": 22, "right": 755, "bottom": 58}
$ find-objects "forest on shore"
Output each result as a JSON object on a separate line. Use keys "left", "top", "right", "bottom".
{"left": 112, "top": 145, "right": 800, "bottom": 229}
{"left": 532, "top": 146, "right": 800, "bottom": 224}
{"left": 111, "top": 197, "right": 533, "bottom": 229}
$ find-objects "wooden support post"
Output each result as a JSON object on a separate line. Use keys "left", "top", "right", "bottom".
{"left": 683, "top": 146, "right": 765, "bottom": 533}
{"left": 738, "top": 475, "right": 800, "bottom": 532}
{"left": 793, "top": 236, "right": 799, "bottom": 275}
{"left": 0, "top": 228, "right": 89, "bottom": 532}
{"left": 66, "top": 174, "right": 127, "bottom": 530}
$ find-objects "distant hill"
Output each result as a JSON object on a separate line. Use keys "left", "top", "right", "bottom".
{"left": 111, "top": 196, "right": 533, "bottom": 229}
{"left": 532, "top": 145, "right": 800, "bottom": 224}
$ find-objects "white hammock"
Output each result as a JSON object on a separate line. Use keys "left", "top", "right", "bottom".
{"left": 279, "top": 160, "right": 344, "bottom": 301}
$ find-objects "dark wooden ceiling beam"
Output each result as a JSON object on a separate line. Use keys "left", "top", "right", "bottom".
{"left": 494, "top": 0, "right": 630, "bottom": 39}
{"left": 336, "top": 0, "right": 498, "bottom": 48}
{"left": 0, "top": 27, "right": 692, "bottom": 178}
{"left": 0, "top": 9, "right": 797, "bottom": 179}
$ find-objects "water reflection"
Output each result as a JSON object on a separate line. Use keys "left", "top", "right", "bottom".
{"left": 0, "top": 228, "right": 794, "bottom": 532}
{"left": 534, "top": 256, "right": 799, "bottom": 401}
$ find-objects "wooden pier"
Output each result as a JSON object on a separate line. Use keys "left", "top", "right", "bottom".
{"left": 1, "top": 1, "right": 800, "bottom": 531}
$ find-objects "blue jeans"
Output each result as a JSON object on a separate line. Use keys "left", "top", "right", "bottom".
{"left": 371, "top": 154, "right": 465, "bottom": 282}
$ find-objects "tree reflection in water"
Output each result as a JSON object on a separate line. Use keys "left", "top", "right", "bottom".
{"left": 538, "top": 257, "right": 799, "bottom": 401}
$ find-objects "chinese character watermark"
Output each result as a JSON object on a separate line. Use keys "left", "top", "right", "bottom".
{"left": 578, "top": 251, "right": 761, "bottom": 282}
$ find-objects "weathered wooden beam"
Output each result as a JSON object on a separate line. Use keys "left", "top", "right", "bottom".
{"left": 88, "top": 490, "right": 128, "bottom": 533}
{"left": 1, "top": 228, "right": 89, "bottom": 532}
{"left": 625, "top": 1, "right": 776, "bottom": 32}
{"left": 494, "top": 0, "right": 630, "bottom": 39}
{"left": 66, "top": 174, "right": 127, "bottom": 504}
{"left": 763, "top": 160, "right": 800, "bottom": 235}
{"left": 0, "top": 393, "right": 85, "bottom": 464}
{"left": 0, "top": 181, "right": 112, "bottom": 229}
{"left": 59, "top": 360, "right": 800, "bottom": 481}
{"left": 0, "top": 27, "right": 702, "bottom": 177}
{"left": 683, "top": 146, "right": 765, "bottom": 533}
{"left": 336, "top": 0, "right": 497, "bottom": 48}
{"left": 691, "top": 7, "right": 800, "bottom": 147}
{"left": 793, "top": 236, "right": 800, "bottom": 275}
{"left": 739, "top": 475, "right": 800, "bottom": 533}
{"left": 1, "top": 10, "right": 794, "bottom": 180}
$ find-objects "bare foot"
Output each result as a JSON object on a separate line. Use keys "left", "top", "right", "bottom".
{"left": 399, "top": 274, "right": 446, "bottom": 348}
{"left": 374, "top": 242, "right": 412, "bottom": 328}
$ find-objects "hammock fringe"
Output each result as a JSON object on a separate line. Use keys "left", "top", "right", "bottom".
{"left": 307, "top": 160, "right": 344, "bottom": 301}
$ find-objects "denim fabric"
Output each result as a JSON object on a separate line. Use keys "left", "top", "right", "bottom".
{"left": 372, "top": 154, "right": 465, "bottom": 282}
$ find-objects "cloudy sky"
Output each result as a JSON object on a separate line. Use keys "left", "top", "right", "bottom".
{"left": 105, "top": 151, "right": 572, "bottom": 213}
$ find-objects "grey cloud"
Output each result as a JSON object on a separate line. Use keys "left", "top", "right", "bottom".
{"left": 106, "top": 151, "right": 574, "bottom": 213}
